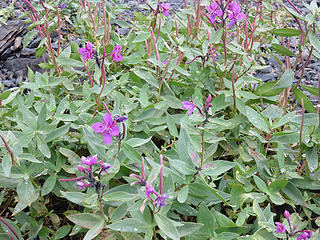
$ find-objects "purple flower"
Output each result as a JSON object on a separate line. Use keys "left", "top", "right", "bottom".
{"left": 274, "top": 222, "right": 286, "bottom": 233}
{"left": 59, "top": 2, "right": 67, "bottom": 9}
{"left": 161, "top": 60, "right": 168, "bottom": 69}
{"left": 182, "top": 101, "right": 195, "bottom": 116}
{"left": 75, "top": 181, "right": 87, "bottom": 190}
{"left": 145, "top": 181, "right": 156, "bottom": 199}
{"left": 92, "top": 113, "right": 120, "bottom": 145}
{"left": 112, "top": 45, "right": 123, "bottom": 62}
{"left": 81, "top": 155, "right": 99, "bottom": 166}
{"left": 206, "top": 2, "right": 222, "bottom": 24}
{"left": 297, "top": 231, "right": 313, "bottom": 240}
{"left": 78, "top": 43, "right": 94, "bottom": 61}
{"left": 113, "top": 115, "right": 127, "bottom": 123}
{"left": 159, "top": 2, "right": 170, "bottom": 17}
{"left": 204, "top": 94, "right": 212, "bottom": 111}
{"left": 155, "top": 193, "right": 167, "bottom": 208}
{"left": 101, "top": 163, "right": 111, "bottom": 173}
{"left": 227, "top": 2, "right": 245, "bottom": 26}
{"left": 77, "top": 166, "right": 85, "bottom": 173}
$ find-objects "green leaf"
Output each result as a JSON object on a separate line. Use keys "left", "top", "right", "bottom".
{"left": 246, "top": 106, "right": 270, "bottom": 133}
{"left": 177, "top": 185, "right": 189, "bottom": 203}
{"left": 102, "top": 191, "right": 137, "bottom": 202}
{"left": 271, "top": 43, "right": 295, "bottom": 56}
{"left": 46, "top": 124, "right": 70, "bottom": 142}
{"left": 269, "top": 28, "right": 301, "bottom": 37}
{"left": 111, "top": 202, "right": 128, "bottom": 222}
{"left": 36, "top": 135, "right": 51, "bottom": 158}
{"left": 306, "top": 147, "right": 318, "bottom": 172}
{"left": 269, "top": 179, "right": 288, "bottom": 193}
{"left": 107, "top": 218, "right": 149, "bottom": 233}
{"left": 309, "top": 31, "right": 320, "bottom": 53}
{"left": 41, "top": 174, "right": 56, "bottom": 196}
{"left": 126, "top": 137, "right": 152, "bottom": 147}
{"left": 201, "top": 161, "right": 236, "bottom": 177}
{"left": 176, "top": 222, "right": 203, "bottom": 238}
{"left": 282, "top": 182, "right": 305, "bottom": 206}
{"left": 17, "top": 179, "right": 38, "bottom": 205}
{"left": 83, "top": 220, "right": 104, "bottom": 240}
{"left": 197, "top": 202, "right": 215, "bottom": 237}
{"left": 59, "top": 147, "right": 80, "bottom": 164}
{"left": 301, "top": 85, "right": 318, "bottom": 96}
{"left": 37, "top": 103, "right": 47, "bottom": 129}
{"left": 54, "top": 225, "right": 71, "bottom": 239}
{"left": 255, "top": 81, "right": 283, "bottom": 96}
{"left": 66, "top": 213, "right": 102, "bottom": 229}
{"left": 0, "top": 90, "right": 10, "bottom": 100}
{"left": 167, "top": 114, "right": 179, "bottom": 137}
{"left": 133, "top": 32, "right": 150, "bottom": 43}
{"left": 293, "top": 88, "right": 316, "bottom": 113}
{"left": 155, "top": 214, "right": 180, "bottom": 239}
{"left": 133, "top": 69, "right": 158, "bottom": 88}
{"left": 2, "top": 154, "right": 11, "bottom": 177}
{"left": 273, "top": 69, "right": 294, "bottom": 89}
{"left": 23, "top": 30, "right": 37, "bottom": 49}
{"left": 253, "top": 175, "right": 268, "bottom": 193}
{"left": 122, "top": 142, "right": 141, "bottom": 163}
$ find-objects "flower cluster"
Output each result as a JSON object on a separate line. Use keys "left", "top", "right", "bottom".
{"left": 111, "top": 45, "right": 123, "bottom": 62}
{"left": 274, "top": 211, "right": 312, "bottom": 240}
{"left": 182, "top": 94, "right": 212, "bottom": 117}
{"left": 59, "top": 155, "right": 111, "bottom": 193}
{"left": 159, "top": 2, "right": 170, "bottom": 17}
{"left": 206, "top": 1, "right": 245, "bottom": 26}
{"left": 92, "top": 113, "right": 121, "bottom": 145}
{"left": 78, "top": 43, "right": 94, "bottom": 61}
{"left": 130, "top": 156, "right": 167, "bottom": 213}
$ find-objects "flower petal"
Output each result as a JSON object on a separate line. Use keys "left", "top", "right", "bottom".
{"left": 92, "top": 122, "right": 105, "bottom": 134}
{"left": 103, "top": 113, "right": 113, "bottom": 127}
{"left": 104, "top": 132, "right": 112, "bottom": 145}
{"left": 110, "top": 125, "right": 120, "bottom": 137}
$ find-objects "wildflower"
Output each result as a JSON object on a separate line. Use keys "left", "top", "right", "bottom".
{"left": 112, "top": 45, "right": 123, "bottom": 62}
{"left": 227, "top": 1, "right": 245, "bottom": 26}
{"left": 58, "top": 2, "right": 67, "bottom": 9}
{"left": 113, "top": 115, "right": 127, "bottom": 123}
{"left": 297, "top": 231, "right": 313, "bottom": 240}
{"left": 78, "top": 43, "right": 94, "bottom": 61}
{"left": 159, "top": 2, "right": 170, "bottom": 17}
{"left": 77, "top": 166, "right": 85, "bottom": 173}
{"left": 101, "top": 163, "right": 111, "bottom": 173}
{"left": 92, "top": 113, "right": 120, "bottom": 145}
{"left": 130, "top": 157, "right": 146, "bottom": 186}
{"left": 274, "top": 222, "right": 286, "bottom": 233}
{"left": 182, "top": 101, "right": 195, "bottom": 116}
{"left": 155, "top": 193, "right": 167, "bottom": 208}
{"left": 75, "top": 181, "right": 87, "bottom": 190}
{"left": 81, "top": 155, "right": 99, "bottom": 166}
{"left": 145, "top": 181, "right": 157, "bottom": 199}
{"left": 204, "top": 94, "right": 212, "bottom": 112}
{"left": 206, "top": 2, "right": 222, "bottom": 24}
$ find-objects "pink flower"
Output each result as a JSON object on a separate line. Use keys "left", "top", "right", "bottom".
{"left": 159, "top": 2, "right": 170, "bottom": 17}
{"left": 145, "top": 181, "right": 156, "bottom": 199}
{"left": 112, "top": 45, "right": 123, "bottom": 62}
{"left": 75, "top": 181, "right": 87, "bottom": 190}
{"left": 274, "top": 222, "right": 286, "bottom": 233}
{"left": 206, "top": 2, "right": 222, "bottom": 24}
{"left": 227, "top": 2, "right": 245, "bottom": 26}
{"left": 78, "top": 43, "right": 94, "bottom": 61}
{"left": 92, "top": 113, "right": 120, "bottom": 145}
{"left": 162, "top": 60, "right": 168, "bottom": 69}
{"left": 297, "top": 231, "right": 313, "bottom": 240}
{"left": 101, "top": 163, "right": 111, "bottom": 173}
{"left": 155, "top": 193, "right": 167, "bottom": 208}
{"left": 182, "top": 101, "right": 195, "bottom": 116}
{"left": 81, "top": 155, "right": 99, "bottom": 166}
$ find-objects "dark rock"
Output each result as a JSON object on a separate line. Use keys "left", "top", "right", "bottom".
{"left": 0, "top": 19, "right": 27, "bottom": 59}
{"left": 4, "top": 57, "right": 46, "bottom": 77}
